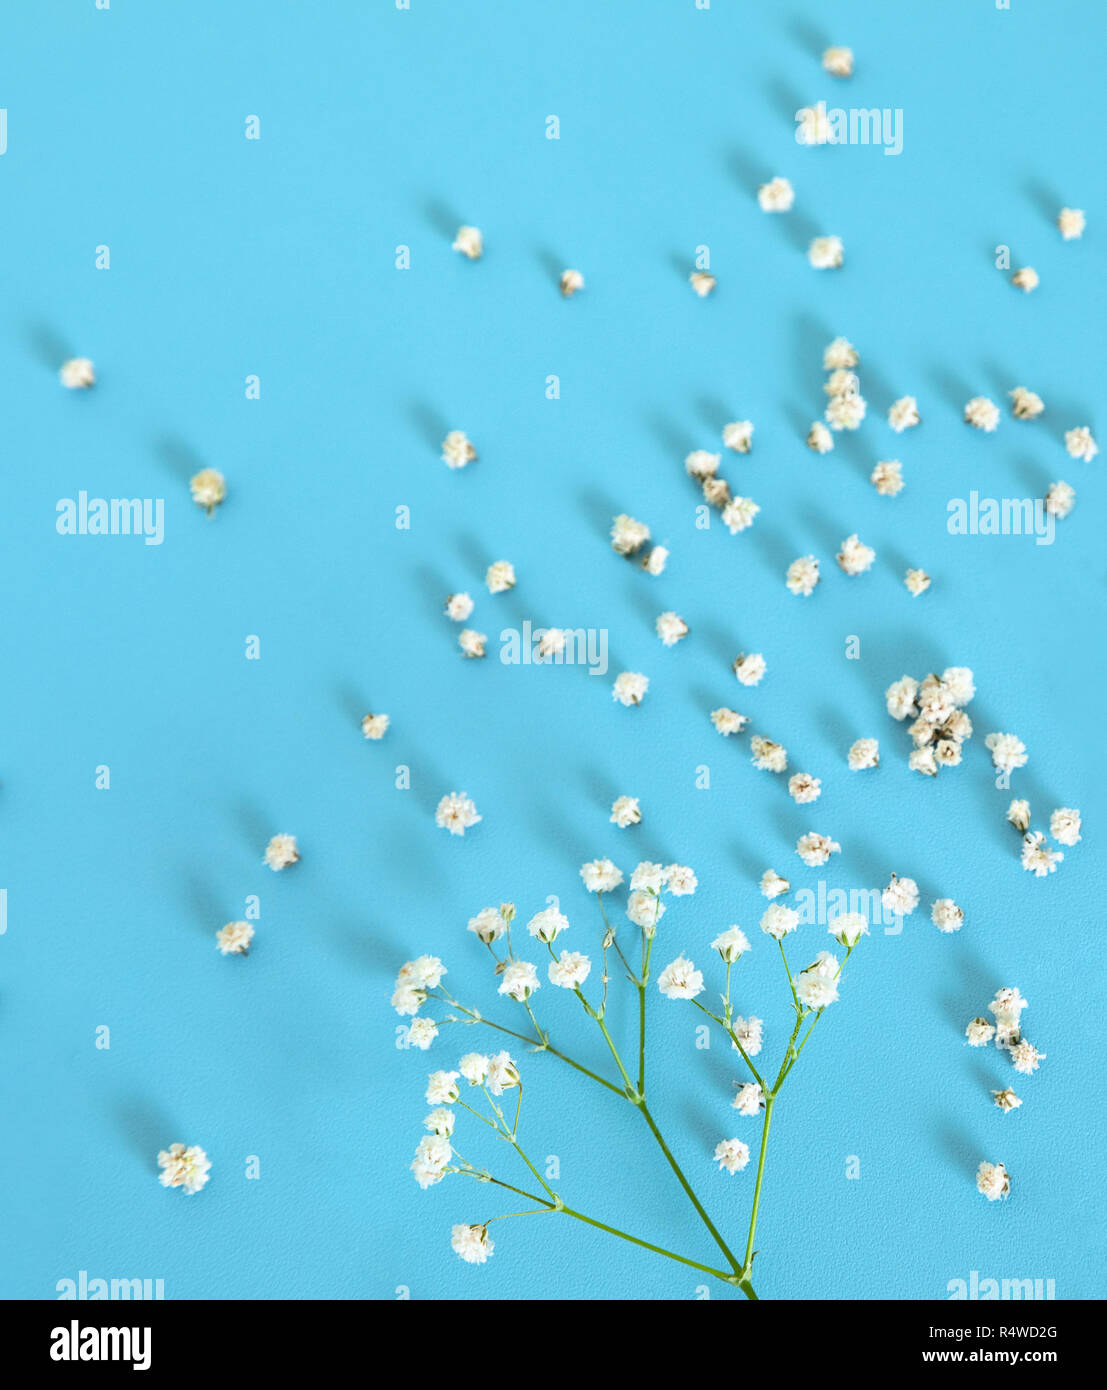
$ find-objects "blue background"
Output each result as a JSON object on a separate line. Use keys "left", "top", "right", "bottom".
{"left": 1, "top": 0, "right": 1103, "bottom": 1301}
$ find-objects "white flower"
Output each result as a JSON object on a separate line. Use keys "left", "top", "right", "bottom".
{"left": 580, "top": 858, "right": 623, "bottom": 893}
{"left": 361, "top": 712, "right": 390, "bottom": 740}
{"left": 964, "top": 397, "right": 1000, "bottom": 431}
{"left": 966, "top": 1017, "right": 996, "bottom": 1047}
{"left": 1064, "top": 425, "right": 1098, "bottom": 462}
{"left": 822, "top": 45, "right": 853, "bottom": 76}
{"left": 836, "top": 534, "right": 875, "bottom": 575}
{"left": 527, "top": 907, "right": 569, "bottom": 943}
{"left": 425, "top": 1071, "right": 460, "bottom": 1105}
{"left": 711, "top": 926, "right": 751, "bottom": 962}
{"left": 760, "top": 903, "right": 799, "bottom": 939}
{"left": 485, "top": 560, "right": 515, "bottom": 594}
{"left": 786, "top": 555, "right": 820, "bottom": 596}
{"left": 796, "top": 832, "right": 840, "bottom": 867}
{"left": 976, "top": 1161, "right": 1011, "bottom": 1202}
{"left": 435, "top": 792, "right": 482, "bottom": 836}
{"left": 807, "top": 421, "right": 835, "bottom": 453}
{"left": 788, "top": 772, "right": 821, "bottom": 804}
{"left": 459, "top": 1053, "right": 490, "bottom": 1085}
{"left": 1020, "top": 831, "right": 1062, "bottom": 877}
{"left": 665, "top": 864, "right": 698, "bottom": 896}
{"left": 989, "top": 987, "right": 1028, "bottom": 1024}
{"left": 824, "top": 369, "right": 859, "bottom": 398}
{"left": 59, "top": 356, "right": 96, "bottom": 389}
{"left": 630, "top": 863, "right": 667, "bottom": 897}
{"left": 613, "top": 671, "right": 649, "bottom": 706}
{"left": 733, "top": 652, "right": 766, "bottom": 686}
{"left": 722, "top": 496, "right": 760, "bottom": 533}
{"left": 931, "top": 899, "right": 963, "bottom": 933}
{"left": 485, "top": 1051, "right": 520, "bottom": 1095}
{"left": 1006, "top": 799, "right": 1032, "bottom": 832}
{"left": 627, "top": 890, "right": 665, "bottom": 932}
{"left": 1009, "top": 386, "right": 1044, "bottom": 420}
{"left": 444, "top": 591, "right": 474, "bottom": 622}
{"left": 882, "top": 874, "right": 919, "bottom": 916}
{"left": 825, "top": 392, "right": 866, "bottom": 430}
{"left": 985, "top": 732, "right": 1027, "bottom": 774}
{"left": 1011, "top": 266, "right": 1039, "bottom": 293}
{"left": 657, "top": 956, "right": 704, "bottom": 999}
{"left": 157, "top": 1143, "right": 211, "bottom": 1194}
{"left": 452, "top": 225, "right": 483, "bottom": 259}
{"left": 458, "top": 628, "right": 487, "bottom": 658}
{"left": 808, "top": 235, "right": 843, "bottom": 269}
{"left": 264, "top": 834, "right": 299, "bottom": 870}
{"left": 498, "top": 960, "right": 540, "bottom": 1001}
{"left": 847, "top": 738, "right": 879, "bottom": 771}
{"left": 424, "top": 1108, "right": 455, "bottom": 1136}
{"left": 828, "top": 912, "right": 868, "bottom": 948}
{"left": 1045, "top": 481, "right": 1075, "bottom": 518}
{"left": 711, "top": 706, "right": 749, "bottom": 736}
{"left": 703, "top": 477, "right": 731, "bottom": 508}
{"left": 610, "top": 795, "right": 642, "bottom": 828}
{"left": 732, "top": 1015, "right": 763, "bottom": 1055}
{"left": 441, "top": 430, "right": 477, "bottom": 468}
{"left": 1010, "top": 1040, "right": 1045, "bottom": 1075}
{"left": 216, "top": 920, "right": 254, "bottom": 955}
{"left": 757, "top": 176, "right": 795, "bottom": 212}
{"left": 796, "top": 105, "right": 831, "bottom": 145}
{"left": 870, "top": 460, "right": 904, "bottom": 497}
{"left": 942, "top": 666, "right": 976, "bottom": 707}
{"left": 403, "top": 955, "right": 446, "bottom": 990}
{"left": 611, "top": 513, "right": 651, "bottom": 555}
{"left": 549, "top": 950, "right": 592, "bottom": 989}
{"left": 714, "top": 1138, "right": 751, "bottom": 1174}
{"left": 751, "top": 736, "right": 787, "bottom": 773}
{"left": 885, "top": 676, "right": 919, "bottom": 720}
{"left": 733, "top": 1082, "right": 765, "bottom": 1116}
{"left": 560, "top": 268, "right": 585, "bottom": 297}
{"left": 904, "top": 568, "right": 931, "bottom": 596}
{"left": 1057, "top": 207, "right": 1086, "bottom": 240}
{"left": 1049, "top": 807, "right": 1081, "bottom": 846}
{"left": 190, "top": 469, "right": 226, "bottom": 514}
{"left": 642, "top": 545, "right": 669, "bottom": 575}
{"left": 794, "top": 951, "right": 841, "bottom": 1009}
{"left": 407, "top": 1018, "right": 439, "bottom": 1051}
{"left": 451, "top": 1223, "right": 494, "bottom": 1264}
{"left": 993, "top": 1088, "right": 1022, "bottom": 1114}
{"left": 412, "top": 1134, "right": 452, "bottom": 1189}
{"left": 909, "top": 746, "right": 938, "bottom": 777}
{"left": 888, "top": 396, "right": 920, "bottom": 432}
{"left": 690, "top": 271, "right": 716, "bottom": 297}
{"left": 685, "top": 449, "right": 721, "bottom": 480}
{"left": 656, "top": 611, "right": 689, "bottom": 646}
{"left": 760, "top": 869, "right": 790, "bottom": 899}
{"left": 536, "top": 628, "right": 567, "bottom": 661}
{"left": 722, "top": 420, "right": 754, "bottom": 453}
{"left": 823, "top": 338, "right": 858, "bottom": 370}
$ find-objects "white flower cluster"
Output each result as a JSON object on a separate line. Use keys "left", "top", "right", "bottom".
{"left": 610, "top": 513, "right": 669, "bottom": 575}
{"left": 884, "top": 666, "right": 975, "bottom": 777}
{"left": 819, "top": 338, "right": 867, "bottom": 434}
{"left": 686, "top": 448, "right": 760, "bottom": 535}
{"left": 966, "top": 987, "right": 1045, "bottom": 1088}
{"left": 1006, "top": 799, "right": 1080, "bottom": 877}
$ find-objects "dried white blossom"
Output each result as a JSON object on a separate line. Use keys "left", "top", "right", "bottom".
{"left": 630, "top": 861, "right": 667, "bottom": 893}
{"left": 882, "top": 874, "right": 919, "bottom": 917}
{"left": 966, "top": 1017, "right": 996, "bottom": 1047}
{"left": 885, "top": 676, "right": 919, "bottom": 720}
{"left": 611, "top": 513, "right": 651, "bottom": 555}
{"left": 714, "top": 1138, "right": 751, "bottom": 1174}
{"left": 657, "top": 956, "right": 704, "bottom": 999}
{"left": 722, "top": 496, "right": 760, "bottom": 534}
{"left": 824, "top": 369, "right": 860, "bottom": 398}
{"left": 613, "top": 671, "right": 649, "bottom": 706}
{"left": 411, "top": 1134, "right": 452, "bottom": 1188}
{"left": 931, "top": 898, "right": 964, "bottom": 933}
{"left": 808, "top": 235, "right": 843, "bottom": 269}
{"left": 1006, "top": 800, "right": 1032, "bottom": 832}
{"left": 1020, "top": 831, "right": 1062, "bottom": 877}
{"left": 1049, "top": 808, "right": 1081, "bottom": 846}
{"left": 786, "top": 555, "right": 820, "bottom": 596}
{"left": 822, "top": 46, "right": 853, "bottom": 76}
{"left": 264, "top": 834, "right": 299, "bottom": 870}
{"left": 904, "top": 568, "right": 931, "bottom": 597}
{"left": 757, "top": 176, "right": 795, "bottom": 212}
{"left": 703, "top": 477, "right": 731, "bottom": 508}
{"left": 656, "top": 611, "right": 689, "bottom": 647}
{"left": 444, "top": 592, "right": 474, "bottom": 623}
{"left": 435, "top": 792, "right": 481, "bottom": 836}
{"left": 711, "top": 926, "right": 752, "bottom": 963}
{"left": 498, "top": 960, "right": 540, "bottom": 1002}
{"left": 451, "top": 1223, "right": 494, "bottom": 1264}
{"left": 733, "top": 652, "right": 767, "bottom": 686}
{"left": 486, "top": 1051, "right": 520, "bottom": 1095}
{"left": 665, "top": 864, "right": 698, "bottom": 896}
{"left": 825, "top": 393, "right": 867, "bottom": 430}
{"left": 361, "top": 712, "right": 390, "bottom": 740}
{"left": 989, "top": 987, "right": 1028, "bottom": 1025}
{"left": 760, "top": 870, "right": 790, "bottom": 899}
{"left": 690, "top": 271, "right": 716, "bottom": 297}
{"left": 796, "top": 105, "right": 831, "bottom": 146}
{"left": 685, "top": 449, "right": 721, "bottom": 480}
{"left": 406, "top": 1017, "right": 439, "bottom": 1051}
{"left": 452, "top": 225, "right": 483, "bottom": 259}
{"left": 1064, "top": 425, "right": 1098, "bottom": 462}
{"left": 580, "top": 858, "right": 623, "bottom": 893}
{"left": 216, "top": 921, "right": 254, "bottom": 956}
{"left": 976, "top": 1160, "right": 1010, "bottom": 1201}
{"left": 59, "top": 356, "right": 96, "bottom": 389}
{"left": 424, "top": 1109, "right": 455, "bottom": 1139}
{"left": 823, "top": 338, "right": 858, "bottom": 370}
{"left": 1010, "top": 1040, "right": 1045, "bottom": 1075}
{"left": 985, "top": 732, "right": 1027, "bottom": 774}
{"left": 641, "top": 545, "right": 669, "bottom": 575}
{"left": 610, "top": 795, "right": 642, "bottom": 828}
{"left": 157, "top": 1143, "right": 212, "bottom": 1195}
{"left": 788, "top": 772, "right": 821, "bottom": 804}
{"left": 1009, "top": 386, "right": 1044, "bottom": 420}
{"left": 888, "top": 396, "right": 920, "bottom": 432}
{"left": 441, "top": 430, "right": 477, "bottom": 469}
{"left": 526, "top": 907, "right": 569, "bottom": 943}
{"left": 836, "top": 533, "right": 875, "bottom": 575}
{"left": 732, "top": 1016, "right": 763, "bottom": 1055}
{"left": 548, "top": 950, "right": 592, "bottom": 989}
{"left": 458, "top": 1053, "right": 490, "bottom": 1085}
{"left": 733, "top": 1082, "right": 765, "bottom": 1116}
{"left": 1044, "top": 481, "right": 1075, "bottom": 518}
{"left": 807, "top": 421, "right": 834, "bottom": 453}
{"left": 711, "top": 706, "right": 749, "bottom": 736}
{"left": 458, "top": 628, "right": 487, "bottom": 658}
{"left": 1011, "top": 266, "right": 1039, "bottom": 292}
{"left": 722, "top": 420, "right": 754, "bottom": 453}
{"left": 467, "top": 907, "right": 506, "bottom": 944}
{"left": 628, "top": 890, "right": 665, "bottom": 932}
{"left": 828, "top": 912, "right": 868, "bottom": 947}
{"left": 760, "top": 903, "right": 799, "bottom": 939}
{"left": 535, "top": 628, "right": 567, "bottom": 661}
{"left": 992, "top": 1089, "right": 1022, "bottom": 1114}
{"left": 751, "top": 735, "right": 787, "bottom": 773}
{"left": 871, "top": 460, "right": 904, "bottom": 497}
{"left": 794, "top": 951, "right": 841, "bottom": 1009}
{"left": 796, "top": 832, "right": 840, "bottom": 867}
{"left": 190, "top": 469, "right": 226, "bottom": 514}
{"left": 1057, "top": 207, "right": 1086, "bottom": 240}
{"left": 908, "top": 747, "right": 937, "bottom": 779}
{"left": 560, "top": 268, "right": 584, "bottom": 297}
{"left": 964, "top": 397, "right": 1000, "bottom": 432}
{"left": 485, "top": 560, "right": 515, "bottom": 594}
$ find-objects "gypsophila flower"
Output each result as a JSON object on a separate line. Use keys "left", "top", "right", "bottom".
{"left": 909, "top": 747, "right": 937, "bottom": 776}
{"left": 486, "top": 1051, "right": 520, "bottom": 1095}
{"left": 733, "top": 1082, "right": 765, "bottom": 1116}
{"left": 722, "top": 496, "right": 760, "bottom": 534}
{"left": 904, "top": 568, "right": 931, "bottom": 596}
{"left": 665, "top": 864, "right": 698, "bottom": 896}
{"left": 656, "top": 611, "right": 689, "bottom": 646}
{"left": 942, "top": 666, "right": 976, "bottom": 707}
{"left": 1049, "top": 808, "right": 1081, "bottom": 846}
{"left": 451, "top": 1223, "right": 494, "bottom": 1264}
{"left": 458, "top": 628, "right": 487, "bottom": 658}
{"left": 882, "top": 874, "right": 919, "bottom": 917}
{"left": 786, "top": 555, "right": 820, "bottom": 596}
{"left": 1011, "top": 266, "right": 1039, "bottom": 292}
{"left": 190, "top": 468, "right": 226, "bottom": 514}
{"left": 1021, "top": 831, "right": 1062, "bottom": 876}
{"left": 264, "top": 834, "right": 299, "bottom": 870}
{"left": 888, "top": 396, "right": 920, "bottom": 432}
{"left": 796, "top": 104, "right": 831, "bottom": 146}
{"left": 560, "top": 268, "right": 584, "bottom": 297}
{"left": 631, "top": 861, "right": 667, "bottom": 892}
{"left": 760, "top": 870, "right": 790, "bottom": 899}
{"left": 549, "top": 950, "right": 592, "bottom": 989}
{"left": 848, "top": 738, "right": 879, "bottom": 771}
{"left": 690, "top": 271, "right": 716, "bottom": 297}
{"left": 964, "top": 397, "right": 1000, "bottom": 432}
{"left": 711, "top": 926, "right": 752, "bottom": 962}
{"left": 788, "top": 772, "right": 822, "bottom": 804}
{"left": 711, "top": 707, "right": 749, "bottom": 736}
{"left": 985, "top": 732, "right": 1028, "bottom": 774}
{"left": 934, "top": 739, "right": 962, "bottom": 768}
{"left": 467, "top": 907, "right": 505, "bottom": 943}
{"left": 993, "top": 1089, "right": 1022, "bottom": 1114}
{"left": 1057, "top": 207, "right": 1086, "bottom": 240}
{"left": 435, "top": 792, "right": 481, "bottom": 836}
{"left": 445, "top": 592, "right": 474, "bottom": 622}
{"left": 59, "top": 356, "right": 96, "bottom": 389}
{"left": 425, "top": 1071, "right": 460, "bottom": 1105}
{"left": 751, "top": 736, "right": 787, "bottom": 773}
{"left": 807, "top": 421, "right": 835, "bottom": 453}
{"left": 1064, "top": 425, "right": 1098, "bottom": 461}
{"left": 732, "top": 1016, "right": 763, "bottom": 1055}
{"left": 580, "top": 858, "right": 623, "bottom": 893}
{"left": 527, "top": 907, "right": 569, "bottom": 943}
{"left": 424, "top": 1108, "right": 454, "bottom": 1136}
{"left": 459, "top": 1053, "right": 490, "bottom": 1085}
{"left": 485, "top": 560, "right": 515, "bottom": 594}
{"left": 722, "top": 420, "right": 754, "bottom": 453}
{"left": 703, "top": 477, "right": 731, "bottom": 508}
{"left": 796, "top": 832, "right": 840, "bottom": 867}
{"left": 627, "top": 890, "right": 665, "bottom": 932}
{"left": 406, "top": 1018, "right": 439, "bottom": 1051}
{"left": 613, "top": 671, "right": 649, "bottom": 706}
{"left": 361, "top": 713, "right": 389, "bottom": 740}
{"left": 990, "top": 987, "right": 1029, "bottom": 1024}
{"left": 1009, "top": 386, "right": 1045, "bottom": 420}
{"left": 823, "top": 338, "right": 859, "bottom": 370}
{"left": 452, "top": 225, "right": 482, "bottom": 259}
{"left": 685, "top": 450, "right": 721, "bottom": 480}
{"left": 822, "top": 45, "right": 853, "bottom": 76}
{"left": 1006, "top": 799, "right": 1032, "bottom": 832}
{"left": 411, "top": 1135, "right": 452, "bottom": 1189}
{"left": 885, "top": 676, "right": 919, "bottom": 720}
{"left": 657, "top": 956, "right": 704, "bottom": 999}
{"left": 642, "top": 545, "right": 669, "bottom": 575}
{"left": 441, "top": 430, "right": 477, "bottom": 469}
{"left": 714, "top": 1138, "right": 751, "bottom": 1174}
{"left": 1045, "top": 481, "right": 1075, "bottom": 518}
{"left": 836, "top": 534, "right": 875, "bottom": 575}
{"left": 733, "top": 652, "right": 767, "bottom": 686}
{"left": 825, "top": 369, "right": 860, "bottom": 398}
{"left": 871, "top": 460, "right": 904, "bottom": 497}
{"left": 157, "top": 1143, "right": 211, "bottom": 1195}
{"left": 611, "top": 513, "right": 651, "bottom": 555}
{"left": 761, "top": 903, "right": 799, "bottom": 939}
{"left": 610, "top": 795, "right": 642, "bottom": 828}
{"left": 825, "top": 393, "right": 867, "bottom": 430}
{"left": 931, "top": 899, "right": 964, "bottom": 933}
{"left": 976, "top": 1161, "right": 1010, "bottom": 1201}
{"left": 536, "top": 628, "right": 566, "bottom": 661}
{"left": 808, "top": 235, "right": 843, "bottom": 269}
{"left": 498, "top": 960, "right": 540, "bottom": 1001}
{"left": 794, "top": 952, "right": 841, "bottom": 1009}
{"left": 1010, "top": 1040, "right": 1045, "bottom": 1075}
{"left": 757, "top": 176, "right": 795, "bottom": 212}
{"left": 216, "top": 920, "right": 254, "bottom": 956}
{"left": 828, "top": 912, "right": 868, "bottom": 947}
{"left": 966, "top": 1017, "right": 996, "bottom": 1047}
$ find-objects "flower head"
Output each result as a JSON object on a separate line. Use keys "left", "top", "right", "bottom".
{"left": 888, "top": 396, "right": 920, "bottom": 432}
{"left": 966, "top": 1017, "right": 995, "bottom": 1047}
{"left": 1065, "top": 426, "right": 1098, "bottom": 461}
{"left": 216, "top": 920, "right": 254, "bottom": 956}
{"left": 964, "top": 397, "right": 1000, "bottom": 431}
{"left": 1057, "top": 207, "right": 1085, "bottom": 240}
{"left": 445, "top": 592, "right": 474, "bottom": 622}
{"left": 412, "top": 1134, "right": 452, "bottom": 1189}
{"left": 882, "top": 874, "right": 919, "bottom": 917}
{"left": 526, "top": 907, "right": 569, "bottom": 943}
{"left": 788, "top": 772, "right": 821, "bottom": 804}
{"left": 836, "top": 534, "right": 875, "bottom": 575}
{"left": 264, "top": 833, "right": 299, "bottom": 870}
{"left": 985, "top": 732, "right": 1027, "bottom": 774}
{"left": 794, "top": 951, "right": 840, "bottom": 1009}
{"left": 435, "top": 792, "right": 481, "bottom": 836}
{"left": 451, "top": 1223, "right": 494, "bottom": 1264}
{"left": 761, "top": 903, "right": 799, "bottom": 940}
{"left": 611, "top": 514, "right": 651, "bottom": 555}
{"left": 733, "top": 1082, "right": 765, "bottom": 1116}
{"left": 1009, "top": 387, "right": 1044, "bottom": 420}
{"left": 1049, "top": 808, "right": 1081, "bottom": 846}
{"left": 751, "top": 736, "right": 788, "bottom": 773}
{"left": 807, "top": 421, "right": 835, "bottom": 453}
{"left": 722, "top": 420, "right": 754, "bottom": 454}
{"left": 613, "top": 671, "right": 649, "bottom": 707}
{"left": 992, "top": 1089, "right": 1022, "bottom": 1114}
{"left": 689, "top": 271, "right": 716, "bottom": 297}
{"left": 760, "top": 870, "right": 790, "bottom": 899}
{"left": 711, "top": 707, "right": 749, "bottom": 736}
{"left": 733, "top": 652, "right": 767, "bottom": 686}
{"left": 580, "top": 858, "right": 623, "bottom": 893}
{"left": 549, "top": 950, "right": 592, "bottom": 989}
{"left": 757, "top": 177, "right": 795, "bottom": 212}
{"left": 485, "top": 560, "right": 515, "bottom": 594}
{"left": 560, "top": 268, "right": 585, "bottom": 297}
{"left": 711, "top": 926, "right": 751, "bottom": 962}
{"left": 822, "top": 45, "right": 853, "bottom": 76}
{"left": 714, "top": 1138, "right": 751, "bottom": 1174}
{"left": 657, "top": 956, "right": 704, "bottom": 999}
{"left": 190, "top": 468, "right": 226, "bottom": 514}
{"left": 157, "top": 1143, "right": 211, "bottom": 1194}
{"left": 808, "top": 235, "right": 844, "bottom": 269}
{"left": 452, "top": 225, "right": 483, "bottom": 259}
{"left": 847, "top": 738, "right": 879, "bottom": 771}
{"left": 361, "top": 713, "right": 390, "bottom": 740}
{"left": 498, "top": 960, "right": 540, "bottom": 1002}
{"left": 441, "top": 430, "right": 477, "bottom": 468}
{"left": 796, "top": 832, "right": 840, "bottom": 867}
{"left": 656, "top": 611, "right": 689, "bottom": 647}
{"left": 610, "top": 795, "right": 642, "bottom": 828}
{"left": 828, "top": 912, "right": 868, "bottom": 948}
{"left": 931, "top": 898, "right": 963, "bottom": 933}
{"left": 59, "top": 357, "right": 96, "bottom": 389}
{"left": 786, "top": 556, "right": 820, "bottom": 596}
{"left": 976, "top": 1160, "right": 1011, "bottom": 1201}
{"left": 904, "top": 568, "right": 931, "bottom": 596}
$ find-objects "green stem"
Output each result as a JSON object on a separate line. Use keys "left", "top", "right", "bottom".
{"left": 741, "top": 1095, "right": 774, "bottom": 1280}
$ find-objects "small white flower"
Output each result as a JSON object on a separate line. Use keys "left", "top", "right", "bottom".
{"left": 760, "top": 870, "right": 790, "bottom": 899}
{"left": 966, "top": 1017, "right": 996, "bottom": 1047}
{"left": 1009, "top": 386, "right": 1044, "bottom": 420}
{"left": 836, "top": 533, "right": 875, "bottom": 575}
{"left": 871, "top": 460, "right": 904, "bottom": 497}
{"left": 216, "top": 921, "right": 254, "bottom": 956}
{"left": 664, "top": 864, "right": 698, "bottom": 896}
{"left": 444, "top": 592, "right": 474, "bottom": 622}
{"left": 485, "top": 560, "right": 515, "bottom": 594}
{"left": 1020, "top": 831, "right": 1063, "bottom": 877}
{"left": 985, "top": 732, "right": 1027, "bottom": 774}
{"left": 788, "top": 772, "right": 821, "bottom": 804}
{"left": 942, "top": 666, "right": 976, "bottom": 707}
{"left": 823, "top": 338, "right": 858, "bottom": 370}
{"left": 822, "top": 45, "right": 853, "bottom": 76}
{"left": 631, "top": 861, "right": 667, "bottom": 893}
{"left": 825, "top": 369, "right": 859, "bottom": 398}
{"left": 796, "top": 105, "right": 831, "bottom": 146}
{"left": 732, "top": 1016, "right": 763, "bottom": 1055}
{"left": 425, "top": 1071, "right": 460, "bottom": 1106}
{"left": 757, "top": 177, "right": 795, "bottom": 212}
{"left": 459, "top": 1053, "right": 490, "bottom": 1085}
{"left": 909, "top": 746, "right": 937, "bottom": 777}
{"left": 964, "top": 397, "right": 1000, "bottom": 431}
{"left": 59, "top": 357, "right": 96, "bottom": 389}
{"left": 190, "top": 469, "right": 226, "bottom": 514}
{"left": 993, "top": 1088, "right": 1022, "bottom": 1114}
{"left": 486, "top": 1051, "right": 520, "bottom": 1095}
{"left": 828, "top": 912, "right": 868, "bottom": 947}
{"left": 656, "top": 611, "right": 689, "bottom": 647}
{"left": 451, "top": 1223, "right": 494, "bottom": 1264}
{"left": 760, "top": 903, "right": 799, "bottom": 939}
{"left": 786, "top": 555, "right": 820, "bottom": 596}
{"left": 690, "top": 271, "right": 716, "bottom": 297}
{"left": 452, "top": 225, "right": 483, "bottom": 259}
{"left": 733, "top": 1082, "right": 765, "bottom": 1116}
{"left": 711, "top": 926, "right": 751, "bottom": 962}
{"left": 1057, "top": 207, "right": 1086, "bottom": 240}
{"left": 976, "top": 1161, "right": 1011, "bottom": 1201}
{"left": 888, "top": 396, "right": 920, "bottom": 432}
{"left": 560, "top": 268, "right": 585, "bottom": 297}
{"left": 1049, "top": 807, "right": 1081, "bottom": 846}
{"left": 549, "top": 950, "right": 592, "bottom": 989}
{"left": 702, "top": 477, "right": 731, "bottom": 508}
{"left": 721, "top": 496, "right": 760, "bottom": 534}
{"left": 885, "top": 676, "right": 919, "bottom": 720}
{"left": 808, "top": 235, "right": 844, "bottom": 269}
{"left": 424, "top": 1108, "right": 454, "bottom": 1136}
{"left": 825, "top": 393, "right": 866, "bottom": 430}
{"left": 435, "top": 792, "right": 481, "bottom": 836}
{"left": 685, "top": 449, "right": 721, "bottom": 480}
{"left": 1064, "top": 425, "right": 1098, "bottom": 462}
{"left": 657, "top": 956, "right": 704, "bottom": 999}
{"left": 407, "top": 1017, "right": 439, "bottom": 1050}
{"left": 931, "top": 898, "right": 964, "bottom": 933}
{"left": 613, "top": 671, "right": 649, "bottom": 706}
{"left": 498, "top": 960, "right": 540, "bottom": 1002}
{"left": 441, "top": 430, "right": 477, "bottom": 469}
{"left": 264, "top": 834, "right": 299, "bottom": 870}
{"left": 611, "top": 513, "right": 651, "bottom": 555}
{"left": 610, "top": 795, "right": 642, "bottom": 828}
{"left": 904, "top": 568, "right": 931, "bottom": 597}
{"left": 627, "top": 890, "right": 665, "bottom": 932}
{"left": 714, "top": 1138, "right": 751, "bottom": 1174}
{"left": 468, "top": 906, "right": 506, "bottom": 943}
{"left": 526, "top": 907, "right": 569, "bottom": 943}
{"left": 733, "top": 652, "right": 767, "bottom": 686}
{"left": 536, "top": 628, "right": 567, "bottom": 661}
{"left": 580, "top": 858, "right": 623, "bottom": 893}
{"left": 794, "top": 951, "right": 840, "bottom": 1009}
{"left": 1006, "top": 799, "right": 1032, "bottom": 832}
{"left": 796, "top": 832, "right": 840, "bottom": 867}
{"left": 641, "top": 545, "right": 669, "bottom": 575}
{"left": 751, "top": 735, "right": 787, "bottom": 773}
{"left": 157, "top": 1143, "right": 211, "bottom": 1195}
{"left": 989, "top": 987, "right": 1028, "bottom": 1024}
{"left": 1010, "top": 1039, "right": 1045, "bottom": 1075}
{"left": 882, "top": 874, "right": 919, "bottom": 916}
{"left": 847, "top": 738, "right": 879, "bottom": 771}
{"left": 1044, "top": 481, "right": 1075, "bottom": 519}
{"left": 807, "top": 421, "right": 835, "bottom": 453}
{"left": 722, "top": 420, "right": 754, "bottom": 453}
{"left": 711, "top": 706, "right": 749, "bottom": 736}
{"left": 458, "top": 628, "right": 487, "bottom": 658}
{"left": 361, "top": 712, "right": 390, "bottom": 740}
{"left": 1011, "top": 266, "right": 1039, "bottom": 293}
